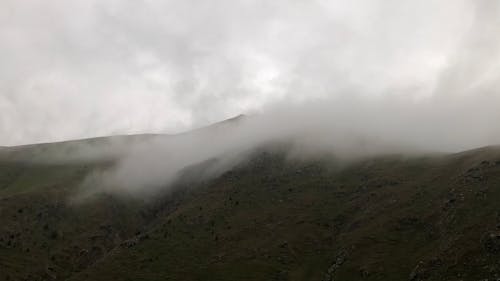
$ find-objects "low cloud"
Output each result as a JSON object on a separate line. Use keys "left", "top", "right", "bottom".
{"left": 1, "top": 1, "right": 500, "bottom": 198}
{"left": 72, "top": 92, "right": 500, "bottom": 198}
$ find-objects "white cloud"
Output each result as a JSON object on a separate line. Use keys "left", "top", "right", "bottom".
{"left": 0, "top": 0, "right": 499, "bottom": 145}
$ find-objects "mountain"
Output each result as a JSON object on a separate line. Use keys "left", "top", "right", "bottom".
{"left": 1, "top": 120, "right": 500, "bottom": 281}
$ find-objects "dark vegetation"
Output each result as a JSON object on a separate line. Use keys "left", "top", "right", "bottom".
{"left": 1, "top": 140, "right": 500, "bottom": 280}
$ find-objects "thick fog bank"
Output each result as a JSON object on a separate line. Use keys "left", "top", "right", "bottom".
{"left": 72, "top": 93, "right": 500, "bottom": 198}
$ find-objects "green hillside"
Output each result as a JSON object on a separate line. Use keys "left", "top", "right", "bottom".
{"left": 1, "top": 137, "right": 500, "bottom": 281}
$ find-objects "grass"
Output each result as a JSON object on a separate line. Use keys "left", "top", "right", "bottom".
{"left": 1, "top": 141, "right": 500, "bottom": 280}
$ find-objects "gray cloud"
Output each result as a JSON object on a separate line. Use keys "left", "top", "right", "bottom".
{"left": 67, "top": 92, "right": 500, "bottom": 199}
{"left": 3, "top": 1, "right": 500, "bottom": 199}
{"left": 2, "top": 1, "right": 498, "bottom": 146}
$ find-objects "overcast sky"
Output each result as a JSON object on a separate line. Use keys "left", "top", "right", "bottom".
{"left": 1, "top": 0, "right": 499, "bottom": 146}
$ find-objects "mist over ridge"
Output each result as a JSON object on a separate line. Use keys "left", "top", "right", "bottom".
{"left": 2, "top": 0, "right": 500, "bottom": 197}
{"left": 66, "top": 90, "right": 500, "bottom": 198}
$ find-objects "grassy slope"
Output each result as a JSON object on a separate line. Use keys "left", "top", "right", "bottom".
{"left": 1, "top": 140, "right": 500, "bottom": 281}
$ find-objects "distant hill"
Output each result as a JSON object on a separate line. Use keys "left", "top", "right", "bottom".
{"left": 1, "top": 119, "right": 500, "bottom": 281}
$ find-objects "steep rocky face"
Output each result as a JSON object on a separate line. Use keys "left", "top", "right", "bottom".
{"left": 1, "top": 143, "right": 500, "bottom": 281}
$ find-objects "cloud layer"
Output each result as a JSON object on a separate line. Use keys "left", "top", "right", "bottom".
{"left": 2, "top": 0, "right": 499, "bottom": 146}
{"left": 65, "top": 91, "right": 500, "bottom": 199}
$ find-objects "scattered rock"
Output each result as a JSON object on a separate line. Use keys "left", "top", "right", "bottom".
{"left": 279, "top": 241, "right": 288, "bottom": 248}
{"left": 120, "top": 237, "right": 138, "bottom": 248}
{"left": 324, "top": 250, "right": 347, "bottom": 281}
{"left": 409, "top": 257, "right": 442, "bottom": 281}
{"left": 464, "top": 167, "right": 485, "bottom": 183}
{"left": 481, "top": 160, "right": 491, "bottom": 166}
{"left": 409, "top": 261, "right": 426, "bottom": 281}
{"left": 139, "top": 234, "right": 150, "bottom": 241}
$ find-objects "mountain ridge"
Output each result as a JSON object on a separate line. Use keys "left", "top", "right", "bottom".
{"left": 1, "top": 121, "right": 500, "bottom": 280}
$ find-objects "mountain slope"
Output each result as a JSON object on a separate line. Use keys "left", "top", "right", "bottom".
{"left": 1, "top": 133, "right": 500, "bottom": 280}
